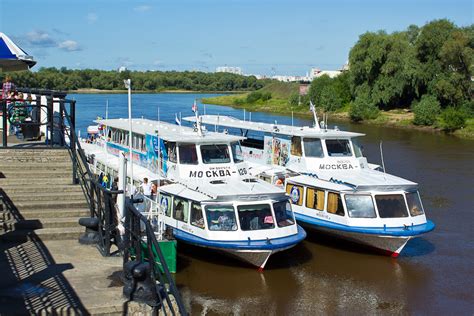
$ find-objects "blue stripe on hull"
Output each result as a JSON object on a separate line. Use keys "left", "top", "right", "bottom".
{"left": 171, "top": 225, "right": 306, "bottom": 251}
{"left": 294, "top": 213, "right": 435, "bottom": 237}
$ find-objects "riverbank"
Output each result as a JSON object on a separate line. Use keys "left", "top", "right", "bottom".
{"left": 202, "top": 94, "right": 474, "bottom": 140}
{"left": 68, "top": 88, "right": 244, "bottom": 94}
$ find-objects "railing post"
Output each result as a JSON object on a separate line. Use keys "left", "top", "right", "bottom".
{"left": 71, "top": 100, "right": 78, "bottom": 184}
{"left": 2, "top": 100, "right": 7, "bottom": 148}
{"left": 48, "top": 94, "right": 54, "bottom": 148}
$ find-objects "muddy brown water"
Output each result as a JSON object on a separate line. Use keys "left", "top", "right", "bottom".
{"left": 174, "top": 121, "right": 474, "bottom": 315}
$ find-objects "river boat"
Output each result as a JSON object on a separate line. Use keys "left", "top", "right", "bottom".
{"left": 81, "top": 118, "right": 306, "bottom": 269}
{"left": 186, "top": 113, "right": 435, "bottom": 257}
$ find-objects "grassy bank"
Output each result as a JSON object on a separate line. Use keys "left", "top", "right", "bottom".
{"left": 68, "top": 88, "right": 245, "bottom": 94}
{"left": 202, "top": 85, "right": 474, "bottom": 140}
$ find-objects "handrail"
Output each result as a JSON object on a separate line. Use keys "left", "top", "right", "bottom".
{"left": 124, "top": 198, "right": 187, "bottom": 315}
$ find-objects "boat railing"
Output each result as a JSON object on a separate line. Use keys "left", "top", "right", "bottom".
{"left": 124, "top": 196, "right": 187, "bottom": 315}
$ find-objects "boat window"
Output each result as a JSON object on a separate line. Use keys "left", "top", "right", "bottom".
{"left": 190, "top": 202, "right": 205, "bottom": 229}
{"left": 205, "top": 205, "right": 237, "bottom": 231}
{"left": 238, "top": 204, "right": 275, "bottom": 231}
{"left": 375, "top": 194, "right": 409, "bottom": 218}
{"left": 286, "top": 183, "right": 303, "bottom": 206}
{"left": 173, "top": 197, "right": 189, "bottom": 223}
{"left": 159, "top": 194, "right": 172, "bottom": 217}
{"left": 352, "top": 138, "right": 363, "bottom": 158}
{"left": 291, "top": 136, "right": 302, "bottom": 157}
{"left": 201, "top": 144, "right": 231, "bottom": 164}
{"left": 178, "top": 144, "right": 198, "bottom": 165}
{"left": 326, "top": 139, "right": 352, "bottom": 157}
{"left": 303, "top": 138, "right": 324, "bottom": 158}
{"left": 406, "top": 192, "right": 425, "bottom": 216}
{"left": 273, "top": 201, "right": 295, "bottom": 227}
{"left": 165, "top": 141, "right": 177, "bottom": 163}
{"left": 345, "top": 195, "right": 376, "bottom": 218}
{"left": 327, "top": 192, "right": 345, "bottom": 216}
{"left": 231, "top": 142, "right": 243, "bottom": 163}
{"left": 306, "top": 187, "right": 325, "bottom": 211}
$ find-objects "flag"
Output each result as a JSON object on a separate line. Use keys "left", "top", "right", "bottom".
{"left": 192, "top": 99, "right": 198, "bottom": 113}
{"left": 175, "top": 113, "right": 181, "bottom": 126}
{"left": 123, "top": 79, "right": 131, "bottom": 89}
{"left": 309, "top": 100, "right": 315, "bottom": 112}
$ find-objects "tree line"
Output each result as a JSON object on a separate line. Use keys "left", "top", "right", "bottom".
{"left": 305, "top": 19, "right": 473, "bottom": 131}
{"left": 2, "top": 68, "right": 267, "bottom": 92}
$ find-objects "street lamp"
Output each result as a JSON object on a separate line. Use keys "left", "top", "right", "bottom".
{"left": 124, "top": 79, "right": 134, "bottom": 194}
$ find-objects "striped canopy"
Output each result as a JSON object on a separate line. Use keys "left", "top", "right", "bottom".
{"left": 0, "top": 32, "right": 36, "bottom": 72}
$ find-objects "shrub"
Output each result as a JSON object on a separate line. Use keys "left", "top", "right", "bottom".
{"left": 439, "top": 107, "right": 466, "bottom": 132}
{"left": 261, "top": 91, "right": 272, "bottom": 101}
{"left": 288, "top": 93, "right": 299, "bottom": 106}
{"left": 319, "top": 86, "right": 342, "bottom": 112}
{"left": 234, "top": 98, "right": 245, "bottom": 105}
{"left": 412, "top": 95, "right": 441, "bottom": 126}
{"left": 246, "top": 91, "right": 262, "bottom": 103}
{"left": 349, "top": 95, "right": 379, "bottom": 122}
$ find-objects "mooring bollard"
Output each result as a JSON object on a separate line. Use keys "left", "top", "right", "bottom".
{"left": 123, "top": 260, "right": 161, "bottom": 307}
{"left": 78, "top": 217, "right": 100, "bottom": 244}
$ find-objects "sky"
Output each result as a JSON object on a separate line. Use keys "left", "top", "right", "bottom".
{"left": 1, "top": 0, "right": 472, "bottom": 76}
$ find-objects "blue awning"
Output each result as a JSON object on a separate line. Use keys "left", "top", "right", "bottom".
{"left": 0, "top": 32, "right": 36, "bottom": 72}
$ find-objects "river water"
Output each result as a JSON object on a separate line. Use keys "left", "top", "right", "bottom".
{"left": 71, "top": 93, "right": 474, "bottom": 315}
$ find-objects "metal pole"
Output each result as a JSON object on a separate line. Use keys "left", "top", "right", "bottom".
{"left": 48, "top": 95, "right": 54, "bottom": 148}
{"left": 125, "top": 79, "right": 134, "bottom": 194}
{"left": 71, "top": 100, "right": 78, "bottom": 184}
{"left": 2, "top": 100, "right": 7, "bottom": 147}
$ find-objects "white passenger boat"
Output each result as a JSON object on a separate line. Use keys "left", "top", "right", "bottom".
{"left": 81, "top": 118, "right": 306, "bottom": 269}
{"left": 186, "top": 113, "right": 435, "bottom": 257}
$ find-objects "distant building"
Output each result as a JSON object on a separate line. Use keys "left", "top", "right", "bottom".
{"left": 118, "top": 66, "right": 127, "bottom": 72}
{"left": 310, "top": 68, "right": 342, "bottom": 80}
{"left": 271, "top": 75, "right": 311, "bottom": 82}
{"left": 299, "top": 82, "right": 311, "bottom": 95}
{"left": 216, "top": 66, "right": 243, "bottom": 75}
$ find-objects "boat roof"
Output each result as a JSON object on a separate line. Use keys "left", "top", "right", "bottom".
{"left": 184, "top": 115, "right": 365, "bottom": 138}
{"left": 95, "top": 118, "right": 245, "bottom": 144}
{"left": 300, "top": 169, "right": 418, "bottom": 192}
{"left": 159, "top": 177, "right": 287, "bottom": 202}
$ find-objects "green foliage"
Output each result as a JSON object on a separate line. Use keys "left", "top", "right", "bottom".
{"left": 348, "top": 19, "right": 473, "bottom": 112}
{"left": 1, "top": 68, "right": 265, "bottom": 92}
{"left": 412, "top": 95, "right": 441, "bottom": 126}
{"left": 349, "top": 89, "right": 379, "bottom": 122}
{"left": 261, "top": 91, "right": 272, "bottom": 101}
{"left": 288, "top": 93, "right": 300, "bottom": 106}
{"left": 439, "top": 107, "right": 466, "bottom": 131}
{"left": 246, "top": 91, "right": 262, "bottom": 103}
{"left": 308, "top": 74, "right": 347, "bottom": 112}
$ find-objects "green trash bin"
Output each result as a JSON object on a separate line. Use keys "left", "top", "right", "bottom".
{"left": 137, "top": 239, "right": 177, "bottom": 274}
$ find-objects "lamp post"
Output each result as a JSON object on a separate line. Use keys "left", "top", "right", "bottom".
{"left": 124, "top": 79, "right": 134, "bottom": 194}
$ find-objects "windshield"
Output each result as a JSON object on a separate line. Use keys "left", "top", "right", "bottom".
{"left": 325, "top": 139, "right": 352, "bottom": 157}
{"left": 352, "top": 138, "right": 363, "bottom": 158}
{"left": 375, "top": 194, "right": 408, "bottom": 218}
{"left": 179, "top": 144, "right": 198, "bottom": 165}
{"left": 201, "top": 144, "right": 231, "bottom": 164}
{"left": 406, "top": 192, "right": 424, "bottom": 216}
{"left": 303, "top": 138, "right": 324, "bottom": 158}
{"left": 205, "top": 205, "right": 237, "bottom": 231}
{"left": 345, "top": 195, "right": 376, "bottom": 218}
{"left": 231, "top": 142, "right": 243, "bottom": 163}
{"left": 238, "top": 204, "right": 275, "bottom": 231}
{"left": 273, "top": 201, "right": 295, "bottom": 227}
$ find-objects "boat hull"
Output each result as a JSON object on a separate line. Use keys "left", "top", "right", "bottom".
{"left": 295, "top": 214, "right": 435, "bottom": 257}
{"left": 171, "top": 225, "right": 306, "bottom": 269}
{"left": 304, "top": 224, "right": 411, "bottom": 257}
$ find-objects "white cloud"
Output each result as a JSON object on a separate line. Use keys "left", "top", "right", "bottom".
{"left": 25, "top": 30, "right": 56, "bottom": 47}
{"left": 134, "top": 5, "right": 152, "bottom": 12}
{"left": 87, "top": 12, "right": 98, "bottom": 24}
{"left": 153, "top": 59, "right": 163, "bottom": 65}
{"left": 58, "top": 40, "right": 81, "bottom": 52}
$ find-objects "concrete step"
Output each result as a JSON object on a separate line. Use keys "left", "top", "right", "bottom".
{"left": 0, "top": 162, "right": 72, "bottom": 169}
{"left": 0, "top": 169, "right": 73, "bottom": 179}
{"left": 12, "top": 208, "right": 90, "bottom": 219}
{"left": 1, "top": 184, "right": 83, "bottom": 194}
{"left": 10, "top": 200, "right": 88, "bottom": 210}
{"left": 4, "top": 217, "right": 80, "bottom": 230}
{"left": 0, "top": 149, "right": 70, "bottom": 157}
{"left": 0, "top": 177, "right": 73, "bottom": 185}
{"left": 0, "top": 226, "right": 84, "bottom": 241}
{"left": 5, "top": 191, "right": 85, "bottom": 202}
